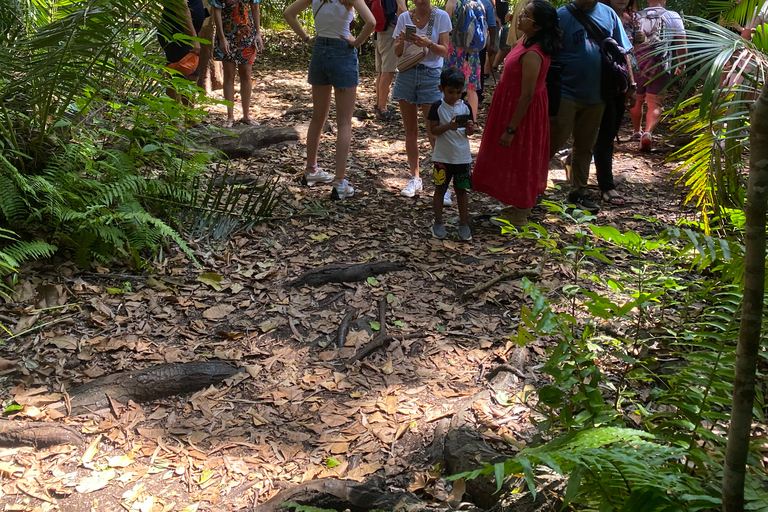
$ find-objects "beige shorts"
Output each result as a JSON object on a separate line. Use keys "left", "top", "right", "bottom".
{"left": 375, "top": 25, "right": 398, "bottom": 73}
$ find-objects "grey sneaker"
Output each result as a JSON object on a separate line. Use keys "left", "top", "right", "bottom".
{"left": 304, "top": 166, "right": 334, "bottom": 186}
{"left": 330, "top": 179, "right": 355, "bottom": 200}
{"left": 443, "top": 189, "right": 452, "bottom": 206}
{"left": 457, "top": 223, "right": 472, "bottom": 241}
{"left": 400, "top": 176, "right": 423, "bottom": 197}
{"left": 431, "top": 221, "right": 447, "bottom": 239}
{"left": 631, "top": 131, "right": 643, "bottom": 142}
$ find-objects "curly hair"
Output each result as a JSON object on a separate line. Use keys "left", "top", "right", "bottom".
{"left": 523, "top": 0, "right": 563, "bottom": 56}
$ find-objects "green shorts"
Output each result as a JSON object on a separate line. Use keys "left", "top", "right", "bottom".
{"left": 434, "top": 162, "right": 472, "bottom": 190}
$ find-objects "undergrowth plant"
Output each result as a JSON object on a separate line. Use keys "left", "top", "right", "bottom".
{"left": 0, "top": 0, "right": 281, "bottom": 270}
{"left": 463, "top": 207, "right": 768, "bottom": 511}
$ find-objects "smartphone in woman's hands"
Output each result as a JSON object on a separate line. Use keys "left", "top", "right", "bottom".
{"left": 405, "top": 24, "right": 417, "bottom": 41}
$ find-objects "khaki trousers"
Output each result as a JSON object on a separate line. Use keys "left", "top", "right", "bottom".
{"left": 550, "top": 98, "right": 606, "bottom": 193}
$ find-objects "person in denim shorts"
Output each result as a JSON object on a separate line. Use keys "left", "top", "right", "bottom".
{"left": 284, "top": 0, "right": 375, "bottom": 199}
{"left": 391, "top": 0, "right": 452, "bottom": 200}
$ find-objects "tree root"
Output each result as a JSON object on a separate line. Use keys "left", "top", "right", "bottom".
{"left": 461, "top": 253, "right": 548, "bottom": 301}
{"left": 286, "top": 262, "right": 405, "bottom": 288}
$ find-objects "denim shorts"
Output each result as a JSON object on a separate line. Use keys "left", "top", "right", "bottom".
{"left": 308, "top": 37, "right": 359, "bottom": 89}
{"left": 392, "top": 65, "right": 442, "bottom": 105}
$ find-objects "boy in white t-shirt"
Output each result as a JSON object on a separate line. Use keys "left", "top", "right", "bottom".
{"left": 427, "top": 67, "right": 475, "bottom": 241}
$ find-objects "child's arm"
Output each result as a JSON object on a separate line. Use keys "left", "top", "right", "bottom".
{"left": 431, "top": 116, "right": 459, "bottom": 136}
{"left": 426, "top": 101, "right": 458, "bottom": 136}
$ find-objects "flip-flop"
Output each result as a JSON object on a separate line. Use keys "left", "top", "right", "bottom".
{"left": 602, "top": 189, "right": 625, "bottom": 205}
{"left": 240, "top": 118, "right": 258, "bottom": 126}
{"left": 223, "top": 119, "right": 235, "bottom": 128}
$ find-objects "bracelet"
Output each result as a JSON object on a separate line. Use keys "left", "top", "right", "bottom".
{"left": 628, "top": 83, "right": 637, "bottom": 89}
{"left": 506, "top": 126, "right": 516, "bottom": 135}
{"left": 303, "top": 34, "right": 311, "bottom": 43}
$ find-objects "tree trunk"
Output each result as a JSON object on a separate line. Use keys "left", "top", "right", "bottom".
{"left": 197, "top": 16, "right": 223, "bottom": 93}
{"left": 722, "top": 83, "right": 768, "bottom": 512}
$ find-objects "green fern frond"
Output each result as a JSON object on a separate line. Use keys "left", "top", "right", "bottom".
{"left": 1, "top": 240, "right": 57, "bottom": 267}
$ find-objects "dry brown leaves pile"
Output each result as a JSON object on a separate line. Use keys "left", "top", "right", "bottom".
{"left": 0, "top": 41, "right": 683, "bottom": 512}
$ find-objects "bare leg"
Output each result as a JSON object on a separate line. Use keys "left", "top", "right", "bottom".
{"left": 307, "top": 85, "right": 333, "bottom": 170}
{"left": 644, "top": 92, "right": 662, "bottom": 134}
{"left": 433, "top": 183, "right": 449, "bottom": 222}
{"left": 377, "top": 72, "right": 395, "bottom": 111}
{"left": 420, "top": 103, "right": 435, "bottom": 150}
{"left": 222, "top": 61, "right": 237, "bottom": 123}
{"left": 400, "top": 99, "right": 421, "bottom": 177}
{"left": 465, "top": 89, "right": 479, "bottom": 122}
{"left": 333, "top": 86, "right": 357, "bottom": 183}
{"left": 238, "top": 63, "right": 254, "bottom": 121}
{"left": 455, "top": 188, "right": 469, "bottom": 225}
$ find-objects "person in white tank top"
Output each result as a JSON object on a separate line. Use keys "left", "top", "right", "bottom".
{"left": 284, "top": 0, "right": 375, "bottom": 200}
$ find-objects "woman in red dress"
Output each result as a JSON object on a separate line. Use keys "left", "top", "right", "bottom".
{"left": 472, "top": 0, "right": 561, "bottom": 226}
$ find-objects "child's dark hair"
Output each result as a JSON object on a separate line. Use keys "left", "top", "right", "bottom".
{"left": 440, "top": 67, "right": 465, "bottom": 88}
{"left": 523, "top": 0, "right": 563, "bottom": 55}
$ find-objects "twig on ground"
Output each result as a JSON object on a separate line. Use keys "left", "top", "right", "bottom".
{"left": 461, "top": 252, "right": 548, "bottom": 301}
{"left": 378, "top": 297, "right": 387, "bottom": 338}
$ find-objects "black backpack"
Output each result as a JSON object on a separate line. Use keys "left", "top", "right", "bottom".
{"left": 566, "top": 3, "right": 630, "bottom": 100}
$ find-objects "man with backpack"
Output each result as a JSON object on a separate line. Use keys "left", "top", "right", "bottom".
{"left": 549, "top": 0, "right": 634, "bottom": 214}
{"left": 369, "top": 0, "right": 407, "bottom": 121}
{"left": 629, "top": 0, "right": 685, "bottom": 152}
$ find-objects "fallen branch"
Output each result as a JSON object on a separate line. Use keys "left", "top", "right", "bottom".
{"left": 286, "top": 262, "right": 405, "bottom": 288}
{"left": 337, "top": 308, "right": 358, "bottom": 349}
{"left": 461, "top": 252, "right": 548, "bottom": 301}
{"left": 344, "top": 333, "right": 424, "bottom": 367}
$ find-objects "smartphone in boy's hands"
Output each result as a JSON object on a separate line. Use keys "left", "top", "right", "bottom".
{"left": 455, "top": 114, "right": 469, "bottom": 127}
{"left": 405, "top": 24, "right": 417, "bottom": 41}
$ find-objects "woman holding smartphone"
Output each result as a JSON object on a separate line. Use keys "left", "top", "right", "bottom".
{"left": 392, "top": 0, "right": 452, "bottom": 199}
{"left": 284, "top": 0, "right": 375, "bottom": 199}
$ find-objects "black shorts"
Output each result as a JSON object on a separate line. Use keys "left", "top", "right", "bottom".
{"left": 433, "top": 162, "right": 472, "bottom": 190}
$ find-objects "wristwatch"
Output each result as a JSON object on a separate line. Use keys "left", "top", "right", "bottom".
{"left": 506, "top": 127, "right": 517, "bottom": 135}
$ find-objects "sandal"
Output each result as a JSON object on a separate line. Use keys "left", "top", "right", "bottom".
{"left": 240, "top": 118, "right": 258, "bottom": 126}
{"left": 601, "top": 189, "right": 625, "bottom": 205}
{"left": 223, "top": 119, "right": 235, "bottom": 128}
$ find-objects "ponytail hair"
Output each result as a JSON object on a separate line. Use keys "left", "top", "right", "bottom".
{"left": 523, "top": 0, "right": 563, "bottom": 56}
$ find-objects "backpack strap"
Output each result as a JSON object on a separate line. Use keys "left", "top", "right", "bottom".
{"left": 425, "top": 7, "right": 436, "bottom": 37}
{"left": 566, "top": 2, "right": 608, "bottom": 44}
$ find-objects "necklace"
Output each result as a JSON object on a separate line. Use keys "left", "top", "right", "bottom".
{"left": 412, "top": 9, "right": 429, "bottom": 24}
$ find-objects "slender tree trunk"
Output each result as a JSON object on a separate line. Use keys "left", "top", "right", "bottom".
{"left": 197, "top": 16, "right": 223, "bottom": 93}
{"left": 722, "top": 83, "right": 768, "bottom": 511}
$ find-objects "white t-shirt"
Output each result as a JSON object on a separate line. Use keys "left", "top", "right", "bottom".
{"left": 393, "top": 8, "right": 452, "bottom": 69}
{"left": 428, "top": 99, "right": 474, "bottom": 165}
{"left": 313, "top": 0, "right": 354, "bottom": 39}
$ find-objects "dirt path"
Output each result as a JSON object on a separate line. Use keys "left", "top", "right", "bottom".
{"left": 0, "top": 36, "right": 692, "bottom": 512}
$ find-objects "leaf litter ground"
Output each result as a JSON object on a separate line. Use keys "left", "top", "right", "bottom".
{"left": 0, "top": 35, "right": 698, "bottom": 512}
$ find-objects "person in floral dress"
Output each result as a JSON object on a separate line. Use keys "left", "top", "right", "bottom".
{"left": 209, "top": 0, "right": 264, "bottom": 126}
{"left": 443, "top": 0, "right": 483, "bottom": 121}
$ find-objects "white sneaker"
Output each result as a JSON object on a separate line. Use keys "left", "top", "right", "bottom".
{"left": 330, "top": 179, "right": 354, "bottom": 200}
{"left": 304, "top": 166, "right": 334, "bottom": 186}
{"left": 400, "top": 176, "right": 423, "bottom": 197}
{"left": 443, "top": 189, "right": 452, "bottom": 206}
